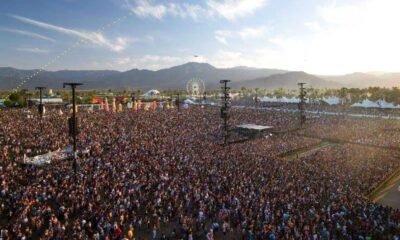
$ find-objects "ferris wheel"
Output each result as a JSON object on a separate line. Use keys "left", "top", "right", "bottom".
{"left": 186, "top": 78, "right": 205, "bottom": 96}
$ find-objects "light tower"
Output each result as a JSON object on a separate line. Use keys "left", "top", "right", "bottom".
{"left": 298, "top": 83, "right": 307, "bottom": 126}
{"left": 35, "top": 87, "right": 46, "bottom": 116}
{"left": 63, "top": 82, "right": 83, "bottom": 173}
{"left": 36, "top": 86, "right": 46, "bottom": 132}
{"left": 339, "top": 87, "right": 348, "bottom": 116}
{"left": 220, "top": 80, "right": 231, "bottom": 146}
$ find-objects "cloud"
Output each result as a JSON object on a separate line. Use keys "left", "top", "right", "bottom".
{"left": 167, "top": 3, "right": 209, "bottom": 20}
{"left": 10, "top": 14, "right": 129, "bottom": 52}
{"left": 129, "top": 0, "right": 209, "bottom": 20}
{"left": 209, "top": 50, "right": 255, "bottom": 68}
{"left": 116, "top": 57, "right": 131, "bottom": 65}
{"left": 238, "top": 26, "right": 265, "bottom": 39}
{"left": 207, "top": 0, "right": 268, "bottom": 21}
{"left": 129, "top": 0, "right": 267, "bottom": 21}
{"left": 215, "top": 26, "right": 266, "bottom": 45}
{"left": 311, "top": 0, "right": 400, "bottom": 73}
{"left": 304, "top": 22, "right": 321, "bottom": 31}
{"left": 0, "top": 27, "right": 56, "bottom": 42}
{"left": 131, "top": 0, "right": 167, "bottom": 19}
{"left": 16, "top": 47, "right": 49, "bottom": 53}
{"left": 215, "top": 30, "right": 232, "bottom": 45}
{"left": 249, "top": 0, "right": 400, "bottom": 74}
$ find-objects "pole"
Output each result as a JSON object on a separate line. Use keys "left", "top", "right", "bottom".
{"left": 298, "top": 83, "right": 307, "bottom": 126}
{"left": 220, "top": 80, "right": 231, "bottom": 146}
{"left": 63, "top": 83, "right": 83, "bottom": 174}
{"left": 340, "top": 87, "right": 348, "bottom": 116}
{"left": 36, "top": 87, "right": 46, "bottom": 132}
{"left": 72, "top": 87, "right": 76, "bottom": 153}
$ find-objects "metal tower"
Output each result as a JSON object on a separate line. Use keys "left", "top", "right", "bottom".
{"left": 298, "top": 83, "right": 307, "bottom": 126}
{"left": 220, "top": 80, "right": 231, "bottom": 145}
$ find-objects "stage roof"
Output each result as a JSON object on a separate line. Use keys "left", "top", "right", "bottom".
{"left": 236, "top": 124, "right": 273, "bottom": 131}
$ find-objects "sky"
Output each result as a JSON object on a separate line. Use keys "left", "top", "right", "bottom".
{"left": 0, "top": 0, "right": 399, "bottom": 75}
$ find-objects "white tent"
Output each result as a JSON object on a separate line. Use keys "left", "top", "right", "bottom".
{"left": 322, "top": 97, "right": 340, "bottom": 105}
{"left": 351, "top": 99, "right": 380, "bottom": 108}
{"left": 286, "top": 97, "right": 300, "bottom": 103}
{"left": 142, "top": 89, "right": 160, "bottom": 97}
{"left": 376, "top": 99, "right": 400, "bottom": 109}
{"left": 260, "top": 97, "right": 299, "bottom": 103}
{"left": 259, "top": 96, "right": 278, "bottom": 102}
{"left": 184, "top": 99, "right": 196, "bottom": 104}
{"left": 281, "top": 97, "right": 290, "bottom": 103}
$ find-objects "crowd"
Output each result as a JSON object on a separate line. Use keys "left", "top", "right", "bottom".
{"left": 301, "top": 116, "right": 400, "bottom": 149}
{"left": 0, "top": 106, "right": 399, "bottom": 239}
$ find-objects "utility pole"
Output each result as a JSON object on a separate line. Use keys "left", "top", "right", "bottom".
{"left": 298, "top": 83, "right": 307, "bottom": 126}
{"left": 63, "top": 82, "right": 83, "bottom": 174}
{"left": 220, "top": 80, "right": 231, "bottom": 146}
{"left": 36, "top": 87, "right": 46, "bottom": 132}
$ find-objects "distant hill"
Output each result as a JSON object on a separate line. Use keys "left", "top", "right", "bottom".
{"left": 321, "top": 72, "right": 400, "bottom": 88}
{"left": 232, "top": 71, "right": 340, "bottom": 89}
{"left": 0, "top": 63, "right": 286, "bottom": 90}
{"left": 2, "top": 62, "right": 400, "bottom": 90}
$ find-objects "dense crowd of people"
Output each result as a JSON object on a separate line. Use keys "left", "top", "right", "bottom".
{"left": 301, "top": 116, "right": 400, "bottom": 149}
{"left": 1, "top": 106, "right": 399, "bottom": 239}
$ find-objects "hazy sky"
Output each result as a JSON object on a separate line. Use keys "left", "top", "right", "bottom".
{"left": 0, "top": 0, "right": 399, "bottom": 75}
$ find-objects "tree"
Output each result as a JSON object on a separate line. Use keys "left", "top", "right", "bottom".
{"left": 8, "top": 92, "right": 25, "bottom": 106}
{"left": 4, "top": 99, "right": 14, "bottom": 108}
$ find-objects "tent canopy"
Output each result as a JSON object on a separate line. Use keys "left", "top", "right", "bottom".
{"left": 322, "top": 97, "right": 340, "bottom": 105}
{"left": 142, "top": 89, "right": 160, "bottom": 97}
{"left": 350, "top": 99, "right": 400, "bottom": 109}
{"left": 184, "top": 99, "right": 196, "bottom": 104}
{"left": 259, "top": 96, "right": 299, "bottom": 103}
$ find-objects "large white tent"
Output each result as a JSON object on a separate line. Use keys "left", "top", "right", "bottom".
{"left": 350, "top": 99, "right": 394, "bottom": 108}
{"left": 183, "top": 99, "right": 196, "bottom": 104}
{"left": 259, "top": 96, "right": 300, "bottom": 103}
{"left": 142, "top": 89, "right": 160, "bottom": 97}
{"left": 376, "top": 99, "right": 400, "bottom": 109}
{"left": 322, "top": 97, "right": 340, "bottom": 105}
{"left": 259, "top": 96, "right": 279, "bottom": 103}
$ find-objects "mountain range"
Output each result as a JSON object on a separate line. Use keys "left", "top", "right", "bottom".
{"left": 1, "top": 62, "right": 400, "bottom": 90}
